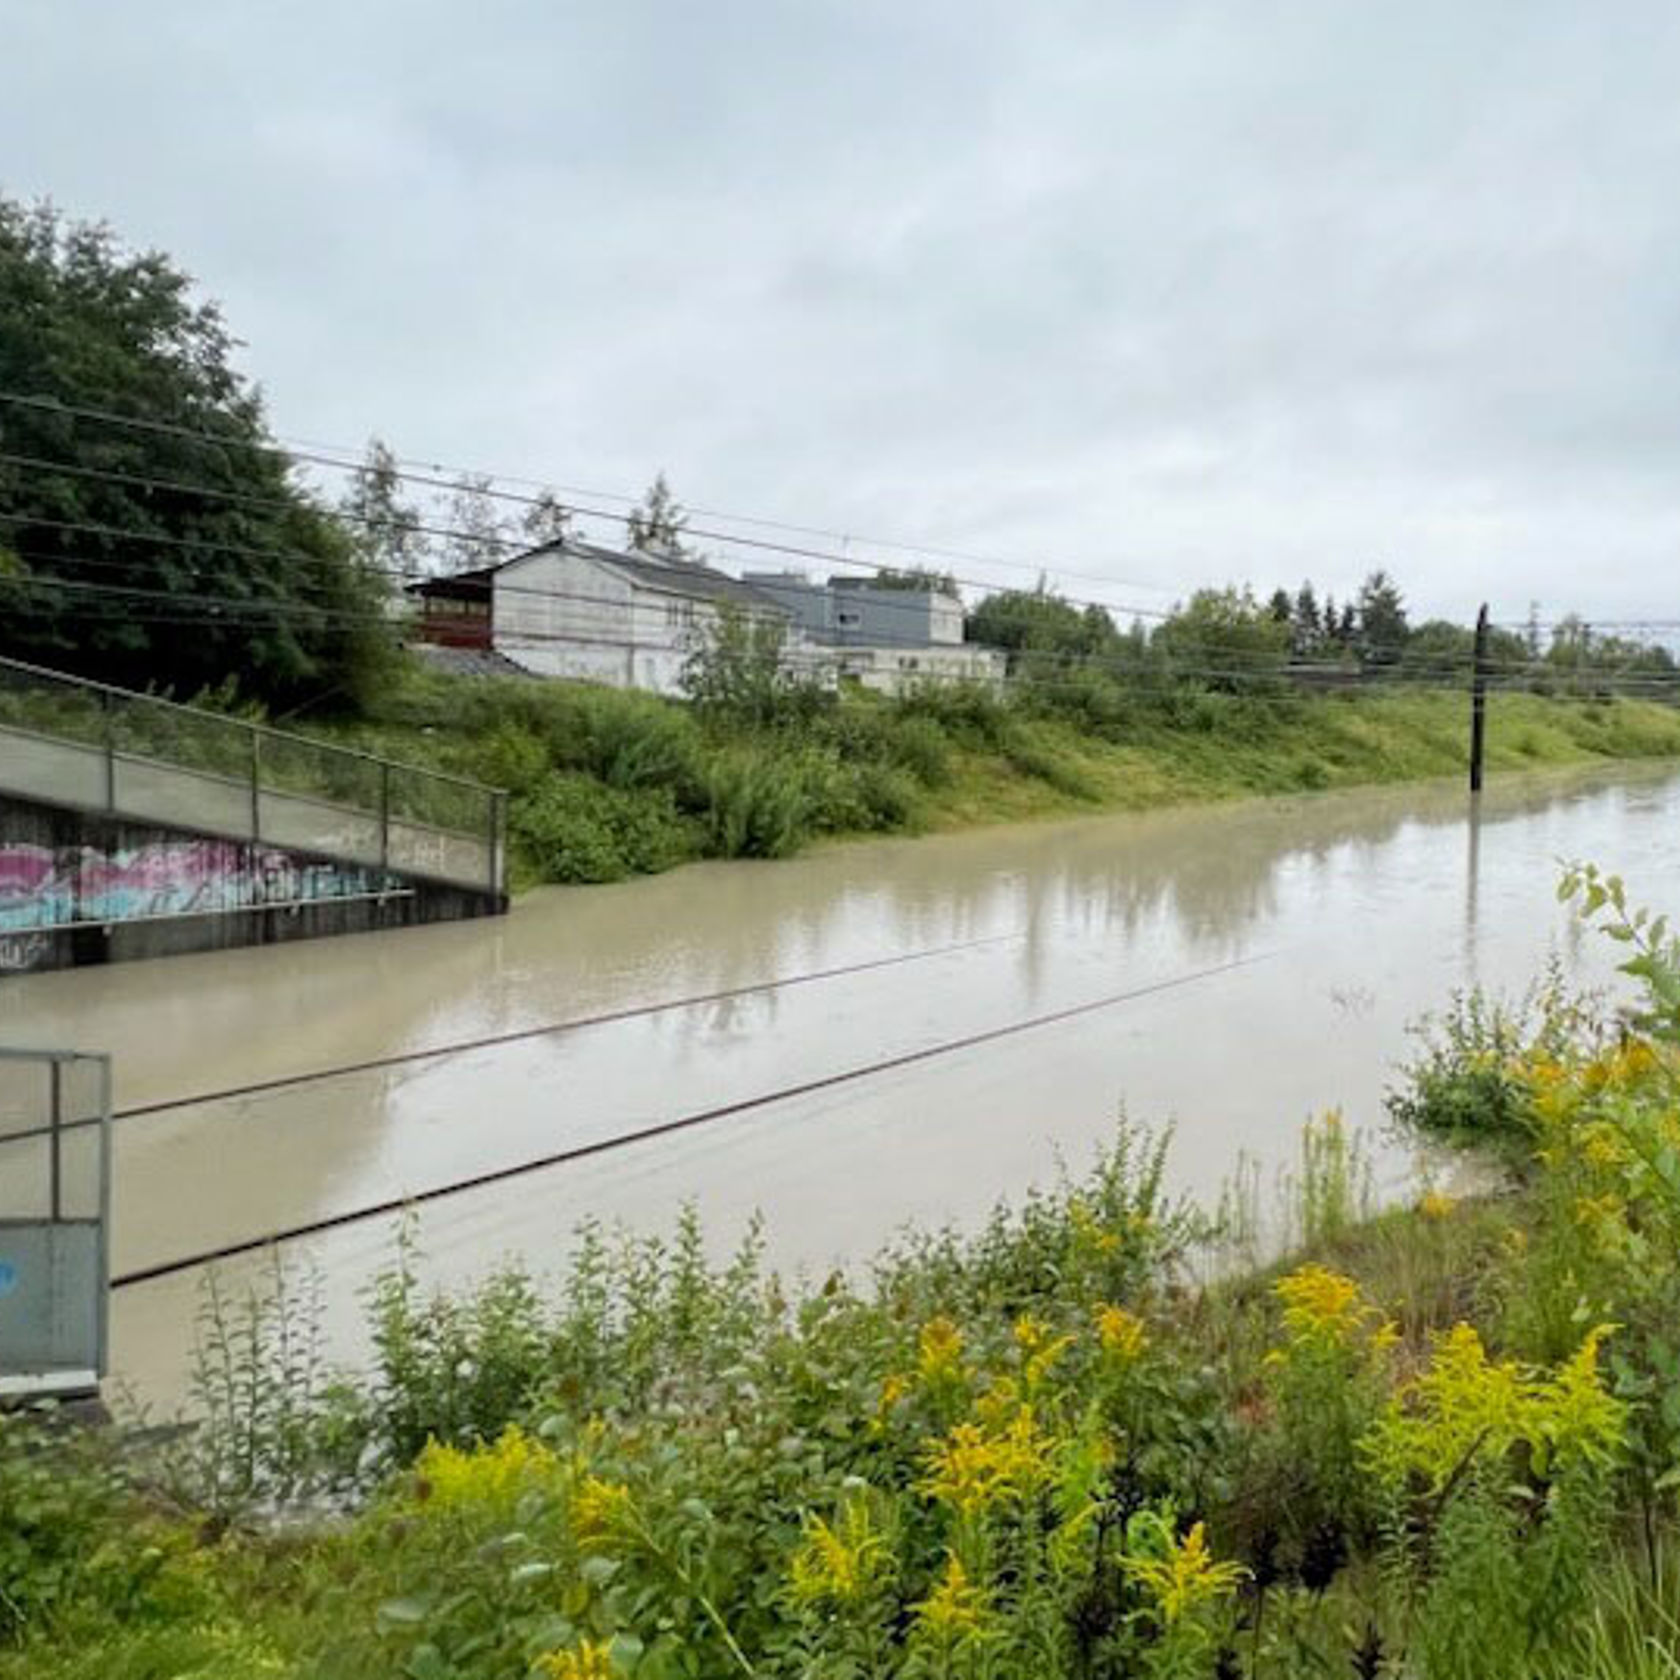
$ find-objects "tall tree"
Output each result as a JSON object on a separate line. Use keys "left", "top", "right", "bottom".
{"left": 0, "top": 197, "right": 391, "bottom": 705}
{"left": 965, "top": 580, "right": 1119, "bottom": 674}
{"left": 441, "top": 473, "right": 512, "bottom": 574}
{"left": 339, "top": 437, "right": 428, "bottom": 583}
{"left": 1153, "top": 586, "right": 1291, "bottom": 691}
{"left": 1355, "top": 568, "right": 1409, "bottom": 667}
{"left": 520, "top": 487, "right": 573, "bottom": 549}
{"left": 627, "top": 472, "right": 692, "bottom": 558}
{"left": 1291, "top": 582, "right": 1323, "bottom": 658}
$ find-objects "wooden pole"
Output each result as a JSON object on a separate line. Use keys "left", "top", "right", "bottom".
{"left": 1470, "top": 602, "right": 1490, "bottom": 794}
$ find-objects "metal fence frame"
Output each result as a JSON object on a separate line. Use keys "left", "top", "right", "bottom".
{"left": 0, "top": 653, "right": 507, "bottom": 896}
{"left": 0, "top": 1047, "right": 112, "bottom": 1389}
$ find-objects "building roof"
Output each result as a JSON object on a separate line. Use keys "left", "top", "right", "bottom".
{"left": 407, "top": 540, "right": 788, "bottom": 614}
{"left": 407, "top": 644, "right": 536, "bottom": 680}
{"left": 556, "top": 541, "right": 786, "bottom": 611}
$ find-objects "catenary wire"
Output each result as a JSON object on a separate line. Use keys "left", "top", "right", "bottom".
{"left": 108, "top": 948, "right": 1275, "bottom": 1290}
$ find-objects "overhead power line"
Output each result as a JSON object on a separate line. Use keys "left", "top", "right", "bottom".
{"left": 0, "top": 389, "right": 1182, "bottom": 599}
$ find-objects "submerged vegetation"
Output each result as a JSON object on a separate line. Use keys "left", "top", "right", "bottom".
{"left": 322, "top": 656, "right": 1680, "bottom": 887}
{"left": 5, "top": 869, "right": 1680, "bottom": 1676}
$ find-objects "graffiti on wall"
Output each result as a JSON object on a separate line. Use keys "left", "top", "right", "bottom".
{"left": 0, "top": 839, "right": 403, "bottom": 934}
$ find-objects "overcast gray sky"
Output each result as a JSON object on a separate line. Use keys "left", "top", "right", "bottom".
{"left": 7, "top": 1, "right": 1680, "bottom": 625}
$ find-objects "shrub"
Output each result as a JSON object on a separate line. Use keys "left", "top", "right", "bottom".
{"left": 0, "top": 1413, "right": 126, "bottom": 1643}
{"left": 698, "top": 750, "right": 818, "bottom": 858}
{"left": 511, "top": 774, "right": 697, "bottom": 883}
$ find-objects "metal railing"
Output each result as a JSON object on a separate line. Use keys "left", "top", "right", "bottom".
{"left": 0, "top": 654, "right": 506, "bottom": 895}
{"left": 0, "top": 1047, "right": 111, "bottom": 1391}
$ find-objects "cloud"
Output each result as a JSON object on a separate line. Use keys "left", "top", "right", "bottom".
{"left": 5, "top": 0, "right": 1680, "bottom": 623}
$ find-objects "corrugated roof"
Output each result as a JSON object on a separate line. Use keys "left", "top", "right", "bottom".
{"left": 405, "top": 540, "right": 790, "bottom": 613}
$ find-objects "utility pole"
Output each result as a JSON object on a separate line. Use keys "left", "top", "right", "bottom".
{"left": 1470, "top": 602, "right": 1490, "bottom": 794}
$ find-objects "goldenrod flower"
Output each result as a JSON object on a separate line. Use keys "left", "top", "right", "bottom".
{"left": 1070, "top": 1197, "right": 1123, "bottom": 1255}
{"left": 920, "top": 1404, "right": 1053, "bottom": 1514}
{"left": 788, "top": 1496, "right": 891, "bottom": 1606}
{"left": 1273, "top": 1264, "right": 1369, "bottom": 1349}
{"left": 1124, "top": 1517, "right": 1245, "bottom": 1626}
{"left": 1541, "top": 1324, "right": 1626, "bottom": 1471}
{"left": 570, "top": 1476, "right": 634, "bottom": 1544}
{"left": 537, "top": 1639, "right": 616, "bottom": 1680}
{"left": 912, "top": 1554, "right": 992, "bottom": 1643}
{"left": 414, "top": 1425, "right": 556, "bottom": 1511}
{"left": 917, "top": 1316, "right": 966, "bottom": 1386}
{"left": 1015, "top": 1316, "right": 1074, "bottom": 1391}
{"left": 1094, "top": 1303, "right": 1149, "bottom": 1363}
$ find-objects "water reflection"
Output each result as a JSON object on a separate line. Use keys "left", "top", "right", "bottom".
{"left": 3, "top": 759, "right": 1679, "bottom": 1409}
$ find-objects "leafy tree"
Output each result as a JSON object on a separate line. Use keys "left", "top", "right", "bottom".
{"left": 680, "top": 602, "right": 826, "bottom": 728}
{"left": 1153, "top": 586, "right": 1291, "bottom": 691}
{"left": 965, "top": 582, "right": 1120, "bottom": 674}
{"left": 0, "top": 197, "right": 392, "bottom": 705}
{"left": 339, "top": 437, "right": 428, "bottom": 583}
{"left": 1267, "top": 587, "right": 1292, "bottom": 624}
{"left": 441, "top": 473, "right": 512, "bottom": 575}
{"left": 520, "top": 488, "right": 573, "bottom": 549}
{"left": 1291, "top": 583, "right": 1323, "bottom": 658}
{"left": 627, "top": 472, "right": 692, "bottom": 559}
{"left": 870, "top": 565, "right": 959, "bottom": 596}
{"left": 1354, "top": 569, "right": 1409, "bottom": 667}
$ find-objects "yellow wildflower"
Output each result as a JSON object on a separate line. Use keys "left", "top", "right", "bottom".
{"left": 1124, "top": 1517, "right": 1246, "bottom": 1626}
{"left": 414, "top": 1426, "right": 556, "bottom": 1511}
{"left": 1094, "top": 1303, "right": 1149, "bottom": 1363}
{"left": 917, "top": 1317, "right": 966, "bottom": 1386}
{"left": 1580, "top": 1125, "right": 1628, "bottom": 1169}
{"left": 1273, "top": 1264, "right": 1370, "bottom": 1350}
{"left": 788, "top": 1495, "right": 892, "bottom": 1606}
{"left": 569, "top": 1476, "right": 634, "bottom": 1545}
{"left": 1540, "top": 1325, "right": 1626, "bottom": 1472}
{"left": 1015, "top": 1316, "right": 1074, "bottom": 1391}
{"left": 536, "top": 1640, "right": 616, "bottom": 1680}
{"left": 912, "top": 1554, "right": 992, "bottom": 1643}
{"left": 877, "top": 1372, "right": 908, "bottom": 1416}
{"left": 1070, "top": 1197, "right": 1123, "bottom": 1255}
{"left": 920, "top": 1404, "right": 1053, "bottom": 1514}
{"left": 1419, "top": 1189, "right": 1456, "bottom": 1221}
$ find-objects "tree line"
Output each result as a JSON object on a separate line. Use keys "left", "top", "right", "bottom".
{"left": 1, "top": 195, "right": 1671, "bottom": 713}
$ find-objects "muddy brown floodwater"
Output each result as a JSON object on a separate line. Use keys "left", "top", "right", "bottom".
{"left": 4, "top": 761, "right": 1679, "bottom": 1411}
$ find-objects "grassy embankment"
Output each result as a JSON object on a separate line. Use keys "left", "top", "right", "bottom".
{"left": 5, "top": 865, "right": 1680, "bottom": 1677}
{"left": 316, "top": 661, "right": 1680, "bottom": 886}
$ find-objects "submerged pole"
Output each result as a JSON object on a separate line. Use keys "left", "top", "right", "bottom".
{"left": 1470, "top": 602, "right": 1490, "bottom": 794}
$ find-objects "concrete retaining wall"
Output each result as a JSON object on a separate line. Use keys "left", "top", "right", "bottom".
{"left": 0, "top": 795, "right": 504, "bottom": 975}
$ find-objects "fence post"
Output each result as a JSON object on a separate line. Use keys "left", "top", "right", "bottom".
{"left": 380, "top": 761, "right": 392, "bottom": 869}
{"left": 249, "top": 727, "right": 262, "bottom": 840}
{"left": 487, "top": 790, "right": 504, "bottom": 897}
{"left": 100, "top": 689, "right": 117, "bottom": 810}
{"left": 48, "top": 1058, "right": 62, "bottom": 1222}
{"left": 1470, "top": 602, "right": 1490, "bottom": 794}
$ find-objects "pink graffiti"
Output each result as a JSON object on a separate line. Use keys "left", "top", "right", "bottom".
{"left": 0, "top": 838, "right": 394, "bottom": 933}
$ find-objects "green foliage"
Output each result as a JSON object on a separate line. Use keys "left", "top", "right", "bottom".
{"left": 0, "top": 1412, "right": 125, "bottom": 1643}
{"left": 1386, "top": 971, "right": 1587, "bottom": 1148}
{"left": 25, "top": 875, "right": 1680, "bottom": 1676}
{"left": 512, "top": 774, "right": 698, "bottom": 883}
{"left": 964, "top": 581, "right": 1122, "bottom": 674}
{"left": 681, "top": 604, "right": 830, "bottom": 731}
{"left": 1152, "top": 588, "right": 1291, "bottom": 694}
{"left": 0, "top": 196, "right": 395, "bottom": 707}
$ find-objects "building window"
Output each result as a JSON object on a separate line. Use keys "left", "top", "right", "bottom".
{"left": 837, "top": 608, "right": 862, "bottom": 629}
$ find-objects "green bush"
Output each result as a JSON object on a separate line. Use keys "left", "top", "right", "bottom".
{"left": 0, "top": 1414, "right": 125, "bottom": 1643}
{"left": 511, "top": 774, "right": 698, "bottom": 883}
{"left": 698, "top": 751, "right": 818, "bottom": 858}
